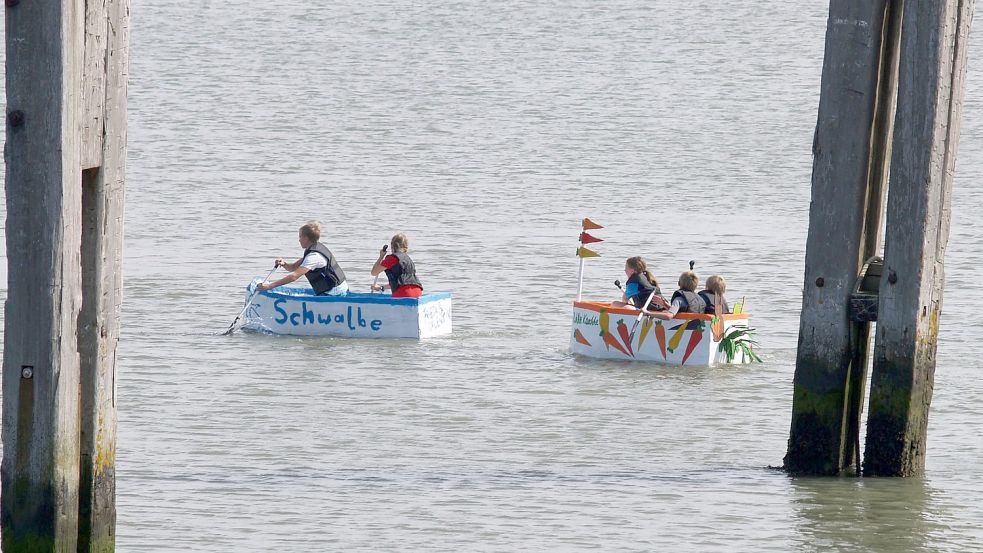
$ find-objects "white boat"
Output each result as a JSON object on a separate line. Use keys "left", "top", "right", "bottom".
{"left": 242, "top": 280, "right": 452, "bottom": 338}
{"left": 569, "top": 300, "right": 755, "bottom": 366}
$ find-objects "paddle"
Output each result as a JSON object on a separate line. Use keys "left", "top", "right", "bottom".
{"left": 223, "top": 264, "right": 277, "bottom": 335}
{"left": 371, "top": 244, "right": 388, "bottom": 292}
{"left": 626, "top": 289, "right": 658, "bottom": 347}
{"left": 624, "top": 262, "right": 680, "bottom": 345}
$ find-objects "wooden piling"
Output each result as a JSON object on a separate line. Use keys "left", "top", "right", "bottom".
{"left": 77, "top": 0, "right": 128, "bottom": 548}
{"left": 864, "top": 0, "right": 975, "bottom": 477}
{"left": 784, "top": 0, "right": 899, "bottom": 475}
{"left": 3, "top": 0, "right": 85, "bottom": 549}
{"left": 3, "top": 0, "right": 128, "bottom": 549}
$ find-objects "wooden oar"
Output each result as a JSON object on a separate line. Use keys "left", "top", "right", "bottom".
{"left": 626, "top": 289, "right": 658, "bottom": 347}
{"left": 223, "top": 265, "right": 277, "bottom": 335}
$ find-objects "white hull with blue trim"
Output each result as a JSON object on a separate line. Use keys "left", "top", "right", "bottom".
{"left": 242, "top": 281, "right": 452, "bottom": 338}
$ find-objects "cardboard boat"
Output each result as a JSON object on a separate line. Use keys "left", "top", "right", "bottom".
{"left": 242, "top": 280, "right": 452, "bottom": 338}
{"left": 570, "top": 300, "right": 753, "bottom": 365}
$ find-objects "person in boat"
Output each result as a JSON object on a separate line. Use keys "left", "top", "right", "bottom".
{"left": 257, "top": 221, "right": 349, "bottom": 295}
{"left": 370, "top": 232, "right": 424, "bottom": 298}
{"left": 699, "top": 275, "right": 730, "bottom": 315}
{"left": 613, "top": 256, "right": 669, "bottom": 310}
{"left": 645, "top": 271, "right": 707, "bottom": 319}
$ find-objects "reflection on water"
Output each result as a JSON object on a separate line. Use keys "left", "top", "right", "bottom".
{"left": 790, "top": 477, "right": 977, "bottom": 552}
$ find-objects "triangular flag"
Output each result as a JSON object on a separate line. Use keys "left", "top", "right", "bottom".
{"left": 579, "top": 232, "right": 603, "bottom": 244}
{"left": 577, "top": 246, "right": 601, "bottom": 258}
{"left": 582, "top": 218, "right": 603, "bottom": 230}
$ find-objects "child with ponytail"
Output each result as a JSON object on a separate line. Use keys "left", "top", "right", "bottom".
{"left": 370, "top": 233, "right": 424, "bottom": 298}
{"left": 614, "top": 256, "right": 668, "bottom": 311}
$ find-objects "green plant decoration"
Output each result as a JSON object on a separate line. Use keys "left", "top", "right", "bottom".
{"left": 718, "top": 325, "right": 762, "bottom": 363}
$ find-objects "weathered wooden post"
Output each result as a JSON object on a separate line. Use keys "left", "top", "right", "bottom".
{"left": 784, "top": 0, "right": 902, "bottom": 475}
{"left": 77, "top": 0, "right": 129, "bottom": 548}
{"left": 3, "top": 0, "right": 129, "bottom": 550}
{"left": 786, "top": 0, "right": 974, "bottom": 476}
{"left": 864, "top": 0, "right": 975, "bottom": 476}
{"left": 2, "top": 0, "right": 85, "bottom": 548}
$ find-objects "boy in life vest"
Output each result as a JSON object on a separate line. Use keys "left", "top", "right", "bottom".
{"left": 646, "top": 271, "right": 707, "bottom": 319}
{"left": 698, "top": 275, "right": 730, "bottom": 315}
{"left": 613, "top": 256, "right": 669, "bottom": 311}
{"left": 258, "top": 221, "right": 349, "bottom": 295}
{"left": 370, "top": 233, "right": 424, "bottom": 298}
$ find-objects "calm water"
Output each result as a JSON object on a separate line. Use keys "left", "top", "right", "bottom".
{"left": 3, "top": 0, "right": 983, "bottom": 550}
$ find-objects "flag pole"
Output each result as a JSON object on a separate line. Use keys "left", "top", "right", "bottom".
{"left": 576, "top": 218, "right": 604, "bottom": 302}
{"left": 576, "top": 256, "right": 585, "bottom": 301}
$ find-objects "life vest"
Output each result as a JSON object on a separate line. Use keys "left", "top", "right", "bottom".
{"left": 385, "top": 252, "right": 423, "bottom": 292}
{"left": 698, "top": 291, "right": 730, "bottom": 315}
{"left": 671, "top": 289, "right": 707, "bottom": 314}
{"left": 627, "top": 273, "right": 662, "bottom": 309}
{"left": 303, "top": 243, "right": 347, "bottom": 295}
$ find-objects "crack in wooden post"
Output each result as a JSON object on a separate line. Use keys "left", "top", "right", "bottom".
{"left": 844, "top": 0, "right": 904, "bottom": 476}
{"left": 77, "top": 0, "right": 128, "bottom": 550}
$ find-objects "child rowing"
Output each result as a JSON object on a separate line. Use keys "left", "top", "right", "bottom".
{"left": 370, "top": 233, "right": 424, "bottom": 298}
{"left": 257, "top": 221, "right": 349, "bottom": 296}
{"left": 645, "top": 271, "right": 707, "bottom": 319}
{"left": 613, "top": 256, "right": 669, "bottom": 311}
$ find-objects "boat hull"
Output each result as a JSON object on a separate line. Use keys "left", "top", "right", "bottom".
{"left": 570, "top": 301, "right": 752, "bottom": 366}
{"left": 243, "top": 282, "right": 452, "bottom": 338}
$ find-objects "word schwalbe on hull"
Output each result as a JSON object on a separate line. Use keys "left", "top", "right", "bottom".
{"left": 242, "top": 280, "right": 452, "bottom": 339}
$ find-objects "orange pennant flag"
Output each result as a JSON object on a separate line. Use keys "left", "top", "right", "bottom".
{"left": 577, "top": 246, "right": 601, "bottom": 258}
{"left": 582, "top": 218, "right": 603, "bottom": 231}
{"left": 579, "top": 232, "right": 603, "bottom": 244}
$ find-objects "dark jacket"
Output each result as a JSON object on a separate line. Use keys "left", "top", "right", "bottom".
{"left": 385, "top": 252, "right": 423, "bottom": 292}
{"left": 303, "top": 243, "right": 346, "bottom": 295}
{"left": 626, "top": 272, "right": 662, "bottom": 309}
{"left": 698, "top": 290, "right": 730, "bottom": 315}
{"left": 671, "top": 289, "right": 707, "bottom": 314}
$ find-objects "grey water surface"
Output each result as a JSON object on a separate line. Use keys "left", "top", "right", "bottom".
{"left": 3, "top": 0, "right": 983, "bottom": 551}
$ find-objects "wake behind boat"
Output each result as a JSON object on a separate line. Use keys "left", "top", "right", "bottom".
{"left": 242, "top": 280, "right": 452, "bottom": 339}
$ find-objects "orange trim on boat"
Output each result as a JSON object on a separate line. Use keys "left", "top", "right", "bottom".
{"left": 573, "top": 300, "right": 749, "bottom": 321}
